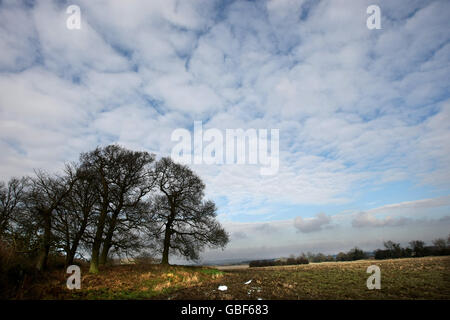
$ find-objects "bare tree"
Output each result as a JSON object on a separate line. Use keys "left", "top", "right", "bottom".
{"left": 147, "top": 157, "right": 229, "bottom": 265}
{"left": 432, "top": 238, "right": 447, "bottom": 255}
{"left": 99, "top": 152, "right": 155, "bottom": 265}
{"left": 0, "top": 177, "right": 28, "bottom": 238}
{"left": 409, "top": 240, "right": 426, "bottom": 257}
{"left": 2, "top": 148, "right": 228, "bottom": 273}
{"left": 383, "top": 240, "right": 407, "bottom": 258}
{"left": 27, "top": 167, "right": 79, "bottom": 271}
{"left": 53, "top": 164, "right": 98, "bottom": 266}
{"left": 80, "top": 145, "right": 155, "bottom": 273}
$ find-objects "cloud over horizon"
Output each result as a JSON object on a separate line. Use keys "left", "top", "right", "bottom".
{"left": 294, "top": 212, "right": 332, "bottom": 233}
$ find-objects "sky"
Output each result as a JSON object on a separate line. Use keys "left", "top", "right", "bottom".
{"left": 0, "top": 0, "right": 449, "bottom": 263}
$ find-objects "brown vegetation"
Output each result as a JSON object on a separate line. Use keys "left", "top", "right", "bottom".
{"left": 3, "top": 255, "right": 449, "bottom": 300}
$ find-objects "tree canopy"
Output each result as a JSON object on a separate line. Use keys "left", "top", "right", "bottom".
{"left": 0, "top": 145, "right": 229, "bottom": 272}
{"left": 147, "top": 157, "right": 229, "bottom": 265}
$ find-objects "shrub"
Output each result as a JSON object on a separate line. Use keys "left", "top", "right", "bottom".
{"left": 345, "top": 247, "right": 367, "bottom": 261}
{"left": 409, "top": 240, "right": 426, "bottom": 257}
{"left": 295, "top": 256, "right": 309, "bottom": 265}
{"left": 374, "top": 249, "right": 390, "bottom": 260}
{"left": 135, "top": 252, "right": 159, "bottom": 265}
{"left": 336, "top": 252, "right": 348, "bottom": 261}
{"left": 0, "top": 240, "right": 37, "bottom": 299}
{"left": 432, "top": 238, "right": 449, "bottom": 256}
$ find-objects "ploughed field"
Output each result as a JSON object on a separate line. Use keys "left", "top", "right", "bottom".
{"left": 25, "top": 256, "right": 450, "bottom": 299}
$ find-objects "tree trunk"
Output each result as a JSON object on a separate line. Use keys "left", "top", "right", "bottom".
{"left": 90, "top": 174, "right": 109, "bottom": 273}
{"left": 161, "top": 204, "right": 176, "bottom": 265}
{"left": 65, "top": 250, "right": 75, "bottom": 266}
{"left": 66, "top": 236, "right": 81, "bottom": 266}
{"left": 66, "top": 215, "right": 88, "bottom": 267}
{"left": 89, "top": 245, "right": 100, "bottom": 274}
{"left": 36, "top": 243, "right": 50, "bottom": 271}
{"left": 161, "top": 221, "right": 172, "bottom": 265}
{"left": 99, "top": 209, "right": 120, "bottom": 265}
{"left": 99, "top": 243, "right": 111, "bottom": 265}
{"left": 36, "top": 210, "right": 51, "bottom": 271}
{"left": 90, "top": 208, "right": 108, "bottom": 273}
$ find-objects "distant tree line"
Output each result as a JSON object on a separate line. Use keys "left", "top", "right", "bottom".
{"left": 335, "top": 247, "right": 368, "bottom": 261}
{"left": 249, "top": 236, "right": 450, "bottom": 267}
{"left": 374, "top": 239, "right": 450, "bottom": 259}
{"left": 249, "top": 255, "right": 309, "bottom": 267}
{"left": 249, "top": 247, "right": 369, "bottom": 267}
{"left": 0, "top": 145, "right": 229, "bottom": 282}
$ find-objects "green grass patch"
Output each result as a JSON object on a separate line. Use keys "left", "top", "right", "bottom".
{"left": 199, "top": 268, "right": 224, "bottom": 276}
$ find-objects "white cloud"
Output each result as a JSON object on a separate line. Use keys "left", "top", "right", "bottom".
{"left": 0, "top": 0, "right": 449, "bottom": 260}
{"left": 294, "top": 212, "right": 332, "bottom": 233}
{"left": 367, "top": 195, "right": 450, "bottom": 215}
{"left": 352, "top": 212, "right": 410, "bottom": 228}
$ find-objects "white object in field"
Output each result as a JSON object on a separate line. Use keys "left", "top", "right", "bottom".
{"left": 218, "top": 285, "right": 228, "bottom": 291}
{"left": 244, "top": 280, "right": 252, "bottom": 285}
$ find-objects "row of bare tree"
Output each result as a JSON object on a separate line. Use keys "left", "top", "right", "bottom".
{"left": 0, "top": 145, "right": 229, "bottom": 273}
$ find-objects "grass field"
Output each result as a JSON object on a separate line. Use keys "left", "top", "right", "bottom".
{"left": 22, "top": 256, "right": 450, "bottom": 300}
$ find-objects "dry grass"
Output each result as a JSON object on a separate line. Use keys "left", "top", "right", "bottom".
{"left": 21, "top": 264, "right": 224, "bottom": 299}
{"left": 13, "top": 256, "right": 450, "bottom": 300}
{"left": 164, "top": 256, "right": 450, "bottom": 300}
